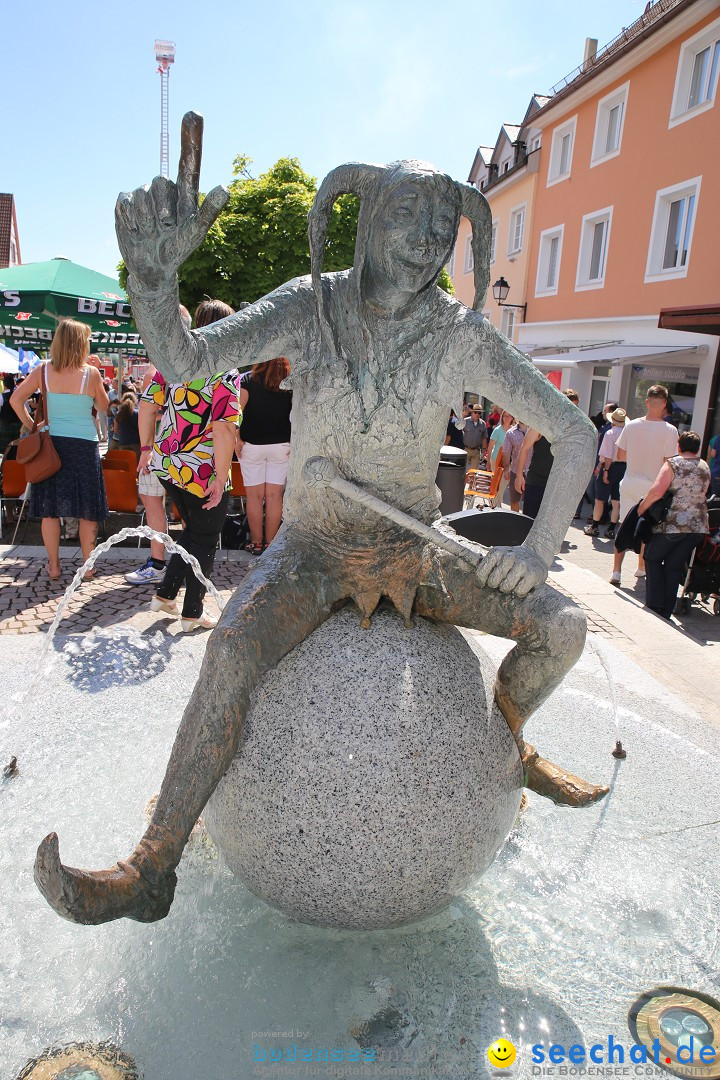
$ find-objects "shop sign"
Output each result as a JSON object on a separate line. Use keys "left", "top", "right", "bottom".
{"left": 633, "top": 366, "right": 698, "bottom": 382}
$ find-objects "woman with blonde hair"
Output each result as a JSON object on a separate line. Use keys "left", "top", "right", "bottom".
{"left": 11, "top": 319, "right": 109, "bottom": 580}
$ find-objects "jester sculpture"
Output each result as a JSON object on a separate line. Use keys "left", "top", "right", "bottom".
{"left": 35, "top": 114, "right": 606, "bottom": 925}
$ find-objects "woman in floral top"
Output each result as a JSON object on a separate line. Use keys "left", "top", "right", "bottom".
{"left": 638, "top": 430, "right": 710, "bottom": 619}
{"left": 139, "top": 299, "right": 240, "bottom": 631}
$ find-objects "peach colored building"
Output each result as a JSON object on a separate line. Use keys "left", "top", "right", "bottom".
{"left": 451, "top": 99, "right": 547, "bottom": 349}
{"left": 518, "top": 0, "right": 720, "bottom": 438}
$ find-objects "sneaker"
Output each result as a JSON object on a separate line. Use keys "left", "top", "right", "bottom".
{"left": 150, "top": 595, "right": 179, "bottom": 616}
{"left": 610, "top": 571, "right": 621, "bottom": 586}
{"left": 125, "top": 559, "right": 166, "bottom": 585}
{"left": 604, "top": 524, "right": 616, "bottom": 539}
{"left": 634, "top": 568, "right": 646, "bottom": 579}
{"left": 584, "top": 522, "right": 600, "bottom": 536}
{"left": 181, "top": 610, "right": 218, "bottom": 633}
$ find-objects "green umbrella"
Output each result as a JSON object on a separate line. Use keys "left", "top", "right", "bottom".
{"left": 0, "top": 257, "right": 145, "bottom": 355}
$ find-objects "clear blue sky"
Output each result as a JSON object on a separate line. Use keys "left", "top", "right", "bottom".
{"left": 5, "top": 0, "right": 648, "bottom": 280}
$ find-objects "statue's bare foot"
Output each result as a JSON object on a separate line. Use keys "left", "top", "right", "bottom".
{"left": 521, "top": 744, "right": 609, "bottom": 807}
{"left": 34, "top": 832, "right": 177, "bottom": 925}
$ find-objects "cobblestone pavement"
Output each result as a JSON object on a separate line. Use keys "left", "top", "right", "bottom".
{"left": 561, "top": 514, "right": 720, "bottom": 646}
{"left": 0, "top": 540, "right": 628, "bottom": 639}
{"left": 1, "top": 515, "right": 718, "bottom": 645}
{"left": 0, "top": 550, "right": 251, "bottom": 635}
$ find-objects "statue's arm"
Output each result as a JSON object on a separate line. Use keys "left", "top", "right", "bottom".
{"left": 461, "top": 315, "right": 596, "bottom": 589}
{"left": 127, "top": 277, "right": 309, "bottom": 384}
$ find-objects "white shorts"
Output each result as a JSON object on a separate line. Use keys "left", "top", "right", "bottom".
{"left": 138, "top": 470, "right": 166, "bottom": 498}
{"left": 239, "top": 441, "right": 291, "bottom": 487}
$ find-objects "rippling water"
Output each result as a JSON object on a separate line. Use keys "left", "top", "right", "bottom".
{"left": 1, "top": 627, "right": 717, "bottom": 1079}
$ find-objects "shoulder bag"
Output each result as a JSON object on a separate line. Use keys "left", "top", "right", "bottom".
{"left": 16, "top": 365, "right": 62, "bottom": 483}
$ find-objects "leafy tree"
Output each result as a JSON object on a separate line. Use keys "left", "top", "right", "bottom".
{"left": 119, "top": 154, "right": 454, "bottom": 310}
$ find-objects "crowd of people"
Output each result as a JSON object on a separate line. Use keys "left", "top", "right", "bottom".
{"left": 2, "top": 313, "right": 717, "bottom": 631}
{"left": 447, "top": 381, "right": 718, "bottom": 622}
{"left": 4, "top": 308, "right": 294, "bottom": 631}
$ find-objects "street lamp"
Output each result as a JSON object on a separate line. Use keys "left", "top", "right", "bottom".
{"left": 492, "top": 276, "right": 527, "bottom": 322}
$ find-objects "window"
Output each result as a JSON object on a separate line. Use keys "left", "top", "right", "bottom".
{"left": 500, "top": 307, "right": 517, "bottom": 340}
{"left": 530, "top": 135, "right": 541, "bottom": 152}
{"left": 645, "top": 177, "right": 701, "bottom": 282}
{"left": 490, "top": 221, "right": 498, "bottom": 264}
{"left": 508, "top": 204, "right": 526, "bottom": 255}
{"left": 591, "top": 82, "right": 629, "bottom": 165}
{"left": 535, "top": 226, "right": 564, "bottom": 296}
{"left": 547, "top": 116, "right": 577, "bottom": 185}
{"left": 670, "top": 17, "right": 720, "bottom": 126}
{"left": 464, "top": 234, "right": 474, "bottom": 274}
{"left": 576, "top": 206, "right": 613, "bottom": 290}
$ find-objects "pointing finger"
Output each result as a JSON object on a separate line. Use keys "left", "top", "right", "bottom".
{"left": 177, "top": 111, "right": 204, "bottom": 221}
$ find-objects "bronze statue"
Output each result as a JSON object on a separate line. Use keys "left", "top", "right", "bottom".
{"left": 35, "top": 113, "right": 606, "bottom": 926}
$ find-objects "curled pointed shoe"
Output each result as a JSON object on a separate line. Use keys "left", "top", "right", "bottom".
{"left": 34, "top": 832, "right": 177, "bottom": 925}
{"left": 521, "top": 748, "right": 609, "bottom": 808}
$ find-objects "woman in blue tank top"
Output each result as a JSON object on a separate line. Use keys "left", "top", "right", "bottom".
{"left": 11, "top": 319, "right": 109, "bottom": 580}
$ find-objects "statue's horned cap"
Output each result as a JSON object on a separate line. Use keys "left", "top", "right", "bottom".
{"left": 308, "top": 161, "right": 492, "bottom": 311}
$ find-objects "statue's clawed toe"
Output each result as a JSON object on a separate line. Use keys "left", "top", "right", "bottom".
{"left": 34, "top": 832, "right": 177, "bottom": 925}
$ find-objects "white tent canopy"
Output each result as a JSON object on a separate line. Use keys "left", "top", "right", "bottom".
{"left": 528, "top": 344, "right": 699, "bottom": 368}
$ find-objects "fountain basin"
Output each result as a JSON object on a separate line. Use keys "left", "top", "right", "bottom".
{"left": 204, "top": 605, "right": 523, "bottom": 928}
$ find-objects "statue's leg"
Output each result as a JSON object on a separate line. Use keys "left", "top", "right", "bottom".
{"left": 35, "top": 527, "right": 344, "bottom": 924}
{"left": 415, "top": 554, "right": 608, "bottom": 807}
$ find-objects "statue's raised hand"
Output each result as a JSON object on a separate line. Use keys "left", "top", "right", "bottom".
{"left": 115, "top": 111, "right": 229, "bottom": 292}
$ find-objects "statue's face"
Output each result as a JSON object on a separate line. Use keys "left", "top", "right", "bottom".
{"left": 366, "top": 179, "right": 457, "bottom": 294}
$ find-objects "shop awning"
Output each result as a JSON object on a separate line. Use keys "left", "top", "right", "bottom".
{"left": 658, "top": 305, "right": 720, "bottom": 335}
{"left": 528, "top": 344, "right": 698, "bottom": 368}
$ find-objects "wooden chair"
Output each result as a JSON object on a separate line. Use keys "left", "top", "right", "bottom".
{"left": 464, "top": 461, "right": 504, "bottom": 510}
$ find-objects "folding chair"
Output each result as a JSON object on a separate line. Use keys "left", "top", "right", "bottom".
{"left": 103, "top": 449, "right": 137, "bottom": 472}
{"left": 464, "top": 461, "right": 504, "bottom": 510}
{"left": 230, "top": 462, "right": 246, "bottom": 512}
{"left": 1, "top": 455, "right": 30, "bottom": 543}
{"left": 102, "top": 458, "right": 133, "bottom": 472}
{"left": 102, "top": 469, "right": 143, "bottom": 540}
{"left": 219, "top": 462, "right": 248, "bottom": 554}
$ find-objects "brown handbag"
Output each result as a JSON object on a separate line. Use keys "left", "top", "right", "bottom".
{"left": 16, "top": 365, "right": 62, "bottom": 483}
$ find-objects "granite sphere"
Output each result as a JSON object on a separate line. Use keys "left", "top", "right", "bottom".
{"left": 204, "top": 605, "right": 523, "bottom": 929}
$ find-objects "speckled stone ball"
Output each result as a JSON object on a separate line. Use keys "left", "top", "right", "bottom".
{"left": 203, "top": 605, "right": 523, "bottom": 929}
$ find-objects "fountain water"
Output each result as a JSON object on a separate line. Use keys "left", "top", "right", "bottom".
{"left": 2, "top": 608, "right": 719, "bottom": 1079}
{"left": 10, "top": 526, "right": 226, "bottom": 711}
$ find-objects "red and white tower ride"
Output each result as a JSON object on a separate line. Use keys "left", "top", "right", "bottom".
{"left": 154, "top": 40, "right": 176, "bottom": 178}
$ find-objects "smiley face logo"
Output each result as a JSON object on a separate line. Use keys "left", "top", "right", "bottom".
{"left": 487, "top": 1038, "right": 517, "bottom": 1068}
